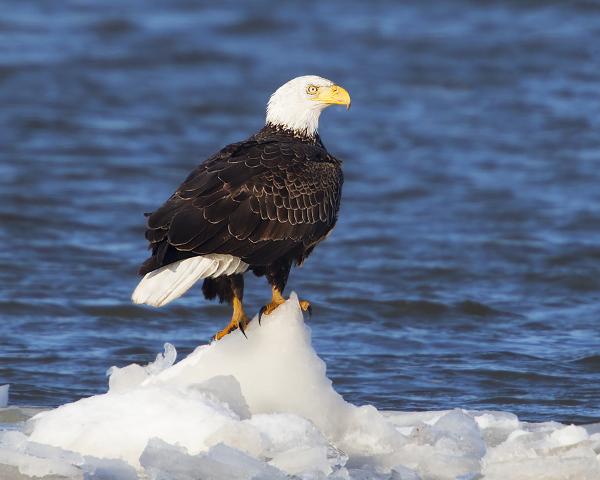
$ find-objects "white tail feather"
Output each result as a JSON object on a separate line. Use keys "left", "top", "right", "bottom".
{"left": 131, "top": 255, "right": 248, "bottom": 307}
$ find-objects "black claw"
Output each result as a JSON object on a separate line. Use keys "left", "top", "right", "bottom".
{"left": 258, "top": 306, "right": 266, "bottom": 325}
{"left": 239, "top": 322, "right": 248, "bottom": 339}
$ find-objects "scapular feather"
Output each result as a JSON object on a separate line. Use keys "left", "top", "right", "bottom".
{"left": 137, "top": 123, "right": 343, "bottom": 285}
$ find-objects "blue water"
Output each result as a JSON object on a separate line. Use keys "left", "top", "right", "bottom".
{"left": 1, "top": 0, "right": 599, "bottom": 424}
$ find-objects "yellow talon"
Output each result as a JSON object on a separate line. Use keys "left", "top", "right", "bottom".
{"left": 260, "top": 286, "right": 286, "bottom": 317}
{"left": 299, "top": 300, "right": 312, "bottom": 313}
{"left": 259, "top": 287, "right": 312, "bottom": 323}
{"left": 214, "top": 296, "right": 250, "bottom": 340}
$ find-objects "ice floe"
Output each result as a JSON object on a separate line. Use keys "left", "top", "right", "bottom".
{"left": 1, "top": 293, "right": 599, "bottom": 479}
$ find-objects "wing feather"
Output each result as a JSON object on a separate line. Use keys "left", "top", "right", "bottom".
{"left": 139, "top": 133, "right": 343, "bottom": 275}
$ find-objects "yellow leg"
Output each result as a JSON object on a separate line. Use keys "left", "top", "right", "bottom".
{"left": 214, "top": 296, "right": 250, "bottom": 340}
{"left": 261, "top": 286, "right": 286, "bottom": 316}
{"left": 259, "top": 286, "right": 312, "bottom": 323}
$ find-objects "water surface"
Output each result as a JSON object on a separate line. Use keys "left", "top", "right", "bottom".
{"left": 1, "top": 0, "right": 599, "bottom": 424}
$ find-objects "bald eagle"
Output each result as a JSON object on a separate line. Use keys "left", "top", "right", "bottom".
{"left": 132, "top": 75, "right": 350, "bottom": 340}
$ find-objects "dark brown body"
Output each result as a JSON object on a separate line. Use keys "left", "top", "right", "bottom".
{"left": 139, "top": 124, "right": 343, "bottom": 303}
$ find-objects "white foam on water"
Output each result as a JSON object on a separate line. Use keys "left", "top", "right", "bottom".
{"left": 1, "top": 294, "right": 599, "bottom": 479}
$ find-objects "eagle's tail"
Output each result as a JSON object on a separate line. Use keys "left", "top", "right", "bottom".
{"left": 131, "top": 254, "right": 248, "bottom": 307}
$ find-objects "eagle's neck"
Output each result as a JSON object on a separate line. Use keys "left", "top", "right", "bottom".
{"left": 265, "top": 94, "right": 326, "bottom": 139}
{"left": 259, "top": 123, "right": 324, "bottom": 146}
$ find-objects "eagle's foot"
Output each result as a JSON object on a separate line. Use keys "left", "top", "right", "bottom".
{"left": 299, "top": 299, "right": 312, "bottom": 317}
{"left": 214, "top": 313, "right": 249, "bottom": 341}
{"left": 258, "top": 286, "right": 286, "bottom": 324}
{"left": 258, "top": 299, "right": 285, "bottom": 324}
{"left": 258, "top": 286, "right": 313, "bottom": 324}
{"left": 214, "top": 298, "right": 250, "bottom": 341}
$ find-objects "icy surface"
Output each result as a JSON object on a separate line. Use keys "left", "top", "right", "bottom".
{"left": 107, "top": 342, "right": 177, "bottom": 393}
{"left": 1, "top": 294, "right": 599, "bottom": 479}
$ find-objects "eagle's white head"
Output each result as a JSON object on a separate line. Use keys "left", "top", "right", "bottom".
{"left": 266, "top": 75, "right": 351, "bottom": 138}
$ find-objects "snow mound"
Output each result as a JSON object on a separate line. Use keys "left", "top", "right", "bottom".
{"left": 1, "top": 293, "right": 599, "bottom": 479}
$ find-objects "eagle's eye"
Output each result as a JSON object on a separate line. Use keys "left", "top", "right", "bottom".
{"left": 306, "top": 85, "right": 318, "bottom": 95}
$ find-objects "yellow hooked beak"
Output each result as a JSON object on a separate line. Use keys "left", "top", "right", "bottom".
{"left": 314, "top": 84, "right": 351, "bottom": 110}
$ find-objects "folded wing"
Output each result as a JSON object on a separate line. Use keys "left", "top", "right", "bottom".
{"left": 139, "top": 138, "right": 343, "bottom": 275}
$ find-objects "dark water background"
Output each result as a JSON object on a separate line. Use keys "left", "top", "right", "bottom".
{"left": 1, "top": 0, "right": 599, "bottom": 424}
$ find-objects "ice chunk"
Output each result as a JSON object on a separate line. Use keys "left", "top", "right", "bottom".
{"left": 107, "top": 343, "right": 176, "bottom": 393}
{"left": 146, "top": 342, "right": 177, "bottom": 375}
{"left": 549, "top": 424, "right": 589, "bottom": 447}
{"left": 482, "top": 420, "right": 600, "bottom": 480}
{"left": 471, "top": 410, "right": 520, "bottom": 447}
{"left": 390, "top": 464, "right": 422, "bottom": 480}
{"left": 584, "top": 421, "right": 600, "bottom": 436}
{"left": 193, "top": 375, "right": 251, "bottom": 419}
{"left": 0, "top": 430, "right": 138, "bottom": 480}
{"left": 205, "top": 420, "right": 266, "bottom": 460}
{"left": 203, "top": 413, "right": 348, "bottom": 476}
{"left": 28, "top": 385, "right": 241, "bottom": 468}
{"left": 247, "top": 413, "right": 348, "bottom": 475}
{"left": 269, "top": 445, "right": 330, "bottom": 476}
{"left": 149, "top": 294, "right": 356, "bottom": 438}
{"left": 0, "top": 385, "right": 9, "bottom": 408}
{"left": 0, "top": 430, "right": 83, "bottom": 478}
{"left": 433, "top": 409, "right": 486, "bottom": 459}
{"left": 82, "top": 456, "right": 139, "bottom": 480}
{"left": 140, "top": 437, "right": 286, "bottom": 480}
{"left": 378, "top": 410, "right": 484, "bottom": 480}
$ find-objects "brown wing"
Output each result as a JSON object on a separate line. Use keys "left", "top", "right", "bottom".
{"left": 139, "top": 138, "right": 343, "bottom": 275}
